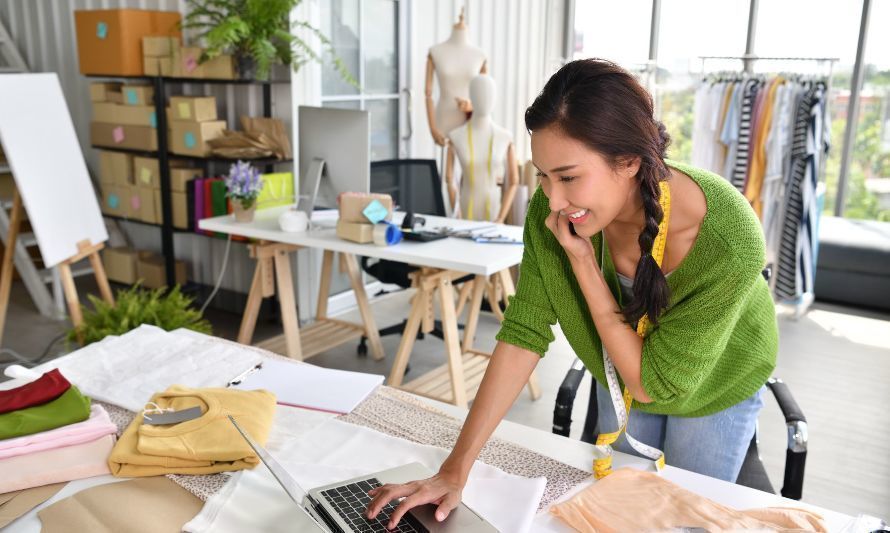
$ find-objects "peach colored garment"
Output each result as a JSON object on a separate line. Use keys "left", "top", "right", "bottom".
{"left": 0, "top": 434, "right": 114, "bottom": 494}
{"left": 551, "top": 469, "right": 827, "bottom": 533}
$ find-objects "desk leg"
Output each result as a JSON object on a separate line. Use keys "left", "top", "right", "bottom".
{"left": 461, "top": 275, "right": 487, "bottom": 353}
{"left": 343, "top": 253, "right": 385, "bottom": 361}
{"left": 237, "top": 259, "right": 266, "bottom": 346}
{"left": 316, "top": 250, "right": 334, "bottom": 320}
{"left": 455, "top": 280, "right": 473, "bottom": 319}
{"left": 497, "top": 269, "right": 541, "bottom": 400}
{"left": 273, "top": 248, "right": 303, "bottom": 360}
{"left": 388, "top": 285, "right": 427, "bottom": 387}
{"left": 438, "top": 276, "right": 469, "bottom": 408}
{"left": 486, "top": 276, "right": 505, "bottom": 322}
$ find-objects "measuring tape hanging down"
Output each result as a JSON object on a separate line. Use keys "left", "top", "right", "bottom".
{"left": 593, "top": 180, "right": 672, "bottom": 479}
{"left": 466, "top": 123, "right": 493, "bottom": 222}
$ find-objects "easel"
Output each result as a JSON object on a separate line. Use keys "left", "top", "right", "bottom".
{"left": 0, "top": 188, "right": 114, "bottom": 346}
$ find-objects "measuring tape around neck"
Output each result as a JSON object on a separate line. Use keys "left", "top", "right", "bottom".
{"left": 593, "top": 179, "right": 672, "bottom": 479}
{"left": 466, "top": 122, "right": 493, "bottom": 221}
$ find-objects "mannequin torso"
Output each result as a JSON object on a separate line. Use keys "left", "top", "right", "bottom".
{"left": 426, "top": 26, "right": 487, "bottom": 145}
{"left": 448, "top": 119, "right": 512, "bottom": 221}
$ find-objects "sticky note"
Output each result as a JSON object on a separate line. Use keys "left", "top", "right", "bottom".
{"left": 96, "top": 22, "right": 108, "bottom": 39}
{"left": 130, "top": 195, "right": 141, "bottom": 210}
{"left": 177, "top": 102, "right": 191, "bottom": 119}
{"left": 126, "top": 89, "right": 138, "bottom": 105}
{"left": 112, "top": 126, "right": 125, "bottom": 143}
{"left": 108, "top": 194, "right": 119, "bottom": 209}
{"left": 149, "top": 111, "right": 157, "bottom": 128}
{"left": 184, "top": 132, "right": 197, "bottom": 149}
{"left": 140, "top": 167, "right": 152, "bottom": 184}
{"left": 185, "top": 56, "right": 197, "bottom": 73}
{"left": 362, "top": 199, "right": 389, "bottom": 224}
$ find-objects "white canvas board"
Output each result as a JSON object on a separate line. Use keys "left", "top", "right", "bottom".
{"left": 0, "top": 73, "right": 107, "bottom": 267}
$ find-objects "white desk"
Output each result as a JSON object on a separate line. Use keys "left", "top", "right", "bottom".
{"left": 199, "top": 207, "right": 539, "bottom": 408}
{"left": 0, "top": 328, "right": 853, "bottom": 532}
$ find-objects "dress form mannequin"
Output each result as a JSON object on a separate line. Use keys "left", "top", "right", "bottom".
{"left": 445, "top": 74, "right": 518, "bottom": 223}
{"left": 426, "top": 8, "right": 488, "bottom": 146}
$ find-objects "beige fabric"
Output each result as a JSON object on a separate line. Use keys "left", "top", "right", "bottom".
{"left": 38, "top": 476, "right": 203, "bottom": 533}
{"left": 551, "top": 469, "right": 828, "bottom": 533}
{"left": 0, "top": 483, "right": 65, "bottom": 528}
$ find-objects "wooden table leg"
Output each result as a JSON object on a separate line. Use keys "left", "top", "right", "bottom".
{"left": 342, "top": 253, "right": 384, "bottom": 361}
{"left": 497, "top": 268, "right": 540, "bottom": 400}
{"left": 461, "top": 275, "right": 487, "bottom": 353}
{"left": 438, "top": 276, "right": 469, "bottom": 408}
{"left": 486, "top": 276, "right": 505, "bottom": 322}
{"left": 237, "top": 259, "right": 266, "bottom": 346}
{"left": 454, "top": 280, "right": 473, "bottom": 319}
{"left": 388, "top": 284, "right": 427, "bottom": 387}
{"left": 316, "top": 250, "right": 334, "bottom": 320}
{"left": 273, "top": 247, "right": 303, "bottom": 360}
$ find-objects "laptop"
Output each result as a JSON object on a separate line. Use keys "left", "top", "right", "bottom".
{"left": 229, "top": 416, "right": 498, "bottom": 533}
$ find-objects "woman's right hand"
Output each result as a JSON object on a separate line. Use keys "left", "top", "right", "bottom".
{"left": 365, "top": 469, "right": 465, "bottom": 530}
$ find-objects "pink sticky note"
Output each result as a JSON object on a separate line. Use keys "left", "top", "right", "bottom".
{"left": 112, "top": 126, "right": 125, "bottom": 144}
{"left": 130, "top": 195, "right": 141, "bottom": 210}
{"left": 185, "top": 56, "right": 197, "bottom": 73}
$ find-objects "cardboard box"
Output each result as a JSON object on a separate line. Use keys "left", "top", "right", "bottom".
{"left": 98, "top": 150, "right": 133, "bottom": 185}
{"left": 172, "top": 191, "right": 188, "bottom": 229}
{"left": 169, "top": 96, "right": 217, "bottom": 122}
{"left": 168, "top": 120, "right": 226, "bottom": 156}
{"left": 133, "top": 156, "right": 159, "bottom": 187}
{"left": 142, "top": 36, "right": 178, "bottom": 57}
{"left": 172, "top": 46, "right": 204, "bottom": 78}
{"left": 338, "top": 193, "right": 394, "bottom": 224}
{"left": 170, "top": 167, "right": 201, "bottom": 192}
{"left": 122, "top": 184, "right": 142, "bottom": 219}
{"left": 201, "top": 55, "right": 235, "bottom": 79}
{"left": 159, "top": 57, "right": 173, "bottom": 76}
{"left": 90, "top": 82, "right": 122, "bottom": 102}
{"left": 91, "top": 122, "right": 158, "bottom": 151}
{"left": 122, "top": 85, "right": 154, "bottom": 106}
{"left": 103, "top": 247, "right": 139, "bottom": 284}
{"left": 75, "top": 9, "right": 181, "bottom": 76}
{"left": 143, "top": 56, "right": 160, "bottom": 76}
{"left": 100, "top": 184, "right": 125, "bottom": 216}
{"left": 336, "top": 220, "right": 375, "bottom": 244}
{"left": 92, "top": 102, "right": 156, "bottom": 127}
{"left": 0, "top": 173, "right": 15, "bottom": 201}
{"left": 137, "top": 186, "right": 157, "bottom": 223}
{"left": 136, "top": 251, "right": 187, "bottom": 289}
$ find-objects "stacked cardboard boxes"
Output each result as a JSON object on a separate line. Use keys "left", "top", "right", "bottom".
{"left": 103, "top": 247, "right": 187, "bottom": 288}
{"left": 74, "top": 9, "right": 181, "bottom": 76}
{"left": 172, "top": 46, "right": 236, "bottom": 80}
{"left": 336, "top": 193, "right": 395, "bottom": 244}
{"left": 142, "top": 36, "right": 179, "bottom": 77}
{"left": 90, "top": 82, "right": 158, "bottom": 151}
{"left": 167, "top": 96, "right": 226, "bottom": 157}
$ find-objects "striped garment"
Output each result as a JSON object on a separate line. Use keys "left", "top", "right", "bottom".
{"left": 731, "top": 79, "right": 760, "bottom": 193}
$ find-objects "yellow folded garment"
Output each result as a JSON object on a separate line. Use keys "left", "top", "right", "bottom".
{"left": 550, "top": 468, "right": 827, "bottom": 533}
{"left": 108, "top": 385, "right": 275, "bottom": 477}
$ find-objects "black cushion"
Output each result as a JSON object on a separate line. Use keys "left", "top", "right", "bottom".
{"left": 817, "top": 216, "right": 890, "bottom": 275}
{"left": 735, "top": 439, "right": 776, "bottom": 495}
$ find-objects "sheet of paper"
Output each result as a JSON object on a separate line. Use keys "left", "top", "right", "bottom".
{"left": 233, "top": 359, "right": 383, "bottom": 414}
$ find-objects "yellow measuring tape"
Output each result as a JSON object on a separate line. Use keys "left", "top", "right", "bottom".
{"left": 466, "top": 123, "right": 493, "bottom": 221}
{"left": 593, "top": 179, "right": 672, "bottom": 479}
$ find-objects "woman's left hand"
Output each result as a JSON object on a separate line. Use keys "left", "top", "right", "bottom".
{"left": 545, "top": 211, "right": 597, "bottom": 265}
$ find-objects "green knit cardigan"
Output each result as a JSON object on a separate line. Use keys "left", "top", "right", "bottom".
{"left": 496, "top": 160, "right": 778, "bottom": 417}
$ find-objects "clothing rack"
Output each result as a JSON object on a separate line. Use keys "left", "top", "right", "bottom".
{"left": 695, "top": 56, "right": 838, "bottom": 319}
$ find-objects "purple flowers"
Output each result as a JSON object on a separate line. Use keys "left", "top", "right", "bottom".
{"left": 225, "top": 160, "right": 264, "bottom": 209}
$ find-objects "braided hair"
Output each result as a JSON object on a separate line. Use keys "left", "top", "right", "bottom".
{"left": 525, "top": 58, "right": 672, "bottom": 326}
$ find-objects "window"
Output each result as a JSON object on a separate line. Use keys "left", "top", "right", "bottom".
{"left": 572, "top": 1, "right": 652, "bottom": 69}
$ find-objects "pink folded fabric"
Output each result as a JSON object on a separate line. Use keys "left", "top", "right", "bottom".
{"left": 0, "top": 434, "right": 115, "bottom": 494}
{"left": 0, "top": 404, "right": 117, "bottom": 460}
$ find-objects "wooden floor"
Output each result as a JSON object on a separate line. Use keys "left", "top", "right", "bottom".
{"left": 4, "top": 278, "right": 888, "bottom": 520}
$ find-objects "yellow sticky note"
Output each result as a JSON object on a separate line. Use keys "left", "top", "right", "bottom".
{"left": 140, "top": 167, "right": 152, "bottom": 184}
{"left": 177, "top": 102, "right": 191, "bottom": 119}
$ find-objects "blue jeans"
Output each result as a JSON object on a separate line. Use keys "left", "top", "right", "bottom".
{"left": 594, "top": 384, "right": 766, "bottom": 482}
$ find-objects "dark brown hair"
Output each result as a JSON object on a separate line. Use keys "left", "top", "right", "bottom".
{"left": 525, "top": 58, "right": 671, "bottom": 326}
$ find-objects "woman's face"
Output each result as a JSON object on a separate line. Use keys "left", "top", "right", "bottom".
{"left": 531, "top": 126, "right": 639, "bottom": 238}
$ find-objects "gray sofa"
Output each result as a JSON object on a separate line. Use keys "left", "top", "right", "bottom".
{"left": 815, "top": 216, "right": 890, "bottom": 312}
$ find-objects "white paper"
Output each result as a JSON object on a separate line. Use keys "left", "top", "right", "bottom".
{"left": 233, "top": 359, "right": 383, "bottom": 414}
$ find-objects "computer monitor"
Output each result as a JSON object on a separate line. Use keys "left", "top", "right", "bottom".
{"left": 298, "top": 106, "right": 370, "bottom": 210}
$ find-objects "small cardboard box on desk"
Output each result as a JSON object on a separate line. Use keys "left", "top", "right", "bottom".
{"left": 136, "top": 251, "right": 187, "bottom": 289}
{"left": 336, "top": 193, "right": 394, "bottom": 244}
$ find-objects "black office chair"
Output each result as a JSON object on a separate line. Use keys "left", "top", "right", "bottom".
{"left": 356, "top": 159, "right": 471, "bottom": 355}
{"left": 552, "top": 268, "right": 809, "bottom": 500}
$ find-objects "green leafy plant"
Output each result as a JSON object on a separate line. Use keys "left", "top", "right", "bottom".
{"left": 181, "top": 0, "right": 356, "bottom": 83}
{"left": 67, "top": 285, "right": 212, "bottom": 346}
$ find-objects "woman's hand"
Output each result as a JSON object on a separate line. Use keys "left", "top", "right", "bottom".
{"left": 545, "top": 211, "right": 596, "bottom": 265}
{"left": 365, "top": 470, "right": 464, "bottom": 530}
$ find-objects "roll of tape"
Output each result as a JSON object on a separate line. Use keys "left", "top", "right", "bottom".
{"left": 373, "top": 223, "right": 402, "bottom": 246}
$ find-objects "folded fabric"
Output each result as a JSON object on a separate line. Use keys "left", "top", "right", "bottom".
{"left": 0, "top": 369, "right": 70, "bottom": 415}
{"left": 550, "top": 468, "right": 827, "bottom": 532}
{"left": 0, "top": 404, "right": 117, "bottom": 460}
{"left": 0, "top": 434, "right": 115, "bottom": 494}
{"left": 38, "top": 476, "right": 203, "bottom": 533}
{"left": 0, "top": 385, "right": 91, "bottom": 440}
{"left": 0, "top": 482, "right": 66, "bottom": 529}
{"left": 109, "top": 385, "right": 276, "bottom": 477}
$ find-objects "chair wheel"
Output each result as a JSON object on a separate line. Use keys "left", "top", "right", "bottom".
{"left": 357, "top": 337, "right": 368, "bottom": 356}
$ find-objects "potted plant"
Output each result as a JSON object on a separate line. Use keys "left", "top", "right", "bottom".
{"left": 226, "top": 160, "right": 264, "bottom": 222}
{"left": 67, "top": 285, "right": 212, "bottom": 347}
{"left": 182, "top": 0, "right": 356, "bottom": 83}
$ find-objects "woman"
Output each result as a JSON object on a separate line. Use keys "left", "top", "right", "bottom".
{"left": 366, "top": 58, "right": 778, "bottom": 529}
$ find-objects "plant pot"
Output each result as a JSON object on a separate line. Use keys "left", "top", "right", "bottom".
{"left": 236, "top": 54, "right": 257, "bottom": 80}
{"left": 233, "top": 202, "right": 256, "bottom": 223}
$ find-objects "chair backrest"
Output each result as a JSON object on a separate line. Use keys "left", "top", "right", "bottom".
{"left": 369, "top": 159, "right": 446, "bottom": 217}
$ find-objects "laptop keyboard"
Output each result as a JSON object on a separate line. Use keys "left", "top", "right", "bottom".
{"left": 320, "top": 478, "right": 429, "bottom": 533}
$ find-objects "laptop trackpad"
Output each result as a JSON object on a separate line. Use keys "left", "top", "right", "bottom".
{"left": 411, "top": 503, "right": 483, "bottom": 532}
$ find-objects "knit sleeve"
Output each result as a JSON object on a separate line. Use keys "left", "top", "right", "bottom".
{"left": 639, "top": 251, "right": 763, "bottom": 404}
{"left": 495, "top": 190, "right": 557, "bottom": 356}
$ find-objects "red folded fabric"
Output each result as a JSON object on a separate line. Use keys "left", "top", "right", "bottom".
{"left": 0, "top": 369, "right": 71, "bottom": 414}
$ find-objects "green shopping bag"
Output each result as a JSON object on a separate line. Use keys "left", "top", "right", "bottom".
{"left": 256, "top": 172, "right": 294, "bottom": 210}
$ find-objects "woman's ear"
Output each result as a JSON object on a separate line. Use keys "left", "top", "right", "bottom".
{"left": 616, "top": 156, "right": 642, "bottom": 179}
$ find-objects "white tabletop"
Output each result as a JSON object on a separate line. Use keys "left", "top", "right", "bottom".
{"left": 198, "top": 207, "right": 525, "bottom": 277}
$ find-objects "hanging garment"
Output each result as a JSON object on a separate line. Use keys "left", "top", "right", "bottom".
{"left": 745, "top": 78, "right": 783, "bottom": 217}
{"left": 0, "top": 386, "right": 91, "bottom": 440}
{"left": 720, "top": 81, "right": 745, "bottom": 180}
{"left": 0, "top": 369, "right": 71, "bottom": 415}
{"left": 761, "top": 82, "right": 796, "bottom": 254}
{"left": 731, "top": 79, "right": 761, "bottom": 192}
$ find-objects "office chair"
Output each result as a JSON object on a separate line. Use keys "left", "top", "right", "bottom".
{"left": 356, "top": 159, "right": 471, "bottom": 355}
{"left": 551, "top": 268, "right": 809, "bottom": 500}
